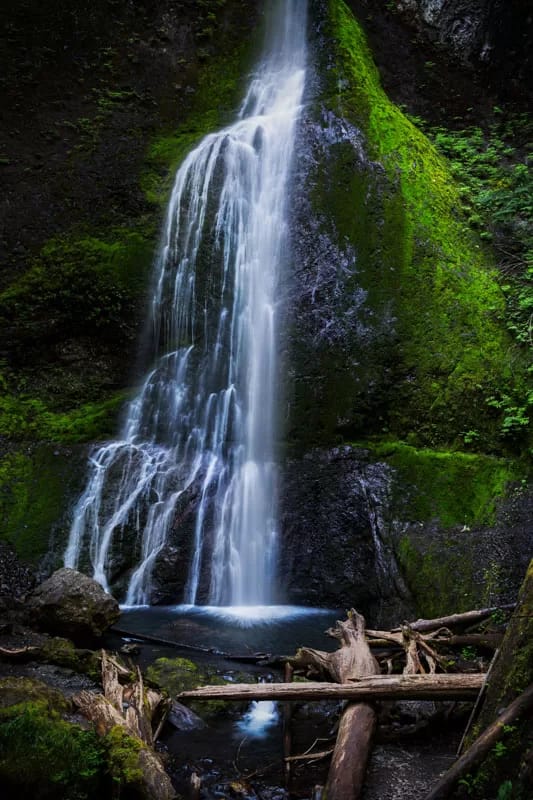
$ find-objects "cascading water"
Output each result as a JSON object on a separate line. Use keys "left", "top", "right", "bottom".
{"left": 64, "top": 0, "right": 308, "bottom": 607}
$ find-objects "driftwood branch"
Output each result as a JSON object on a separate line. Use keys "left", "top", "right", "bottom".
{"left": 0, "top": 645, "right": 40, "bottom": 661}
{"left": 285, "top": 749, "right": 334, "bottom": 762}
{"left": 399, "top": 604, "right": 515, "bottom": 634}
{"left": 424, "top": 683, "right": 533, "bottom": 800}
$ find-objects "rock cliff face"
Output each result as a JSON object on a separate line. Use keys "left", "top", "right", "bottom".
{"left": 0, "top": 0, "right": 531, "bottom": 619}
{"left": 0, "top": 0, "right": 260, "bottom": 418}
{"left": 394, "top": 0, "right": 532, "bottom": 72}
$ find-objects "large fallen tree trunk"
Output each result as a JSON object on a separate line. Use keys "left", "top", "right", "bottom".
{"left": 73, "top": 651, "right": 174, "bottom": 800}
{"left": 180, "top": 673, "right": 484, "bottom": 702}
{"left": 314, "top": 611, "right": 380, "bottom": 800}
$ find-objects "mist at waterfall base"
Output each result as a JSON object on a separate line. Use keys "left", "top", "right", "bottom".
{"left": 119, "top": 604, "right": 339, "bottom": 653}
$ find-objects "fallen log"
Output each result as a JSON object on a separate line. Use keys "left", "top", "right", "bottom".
{"left": 423, "top": 683, "right": 533, "bottom": 800}
{"left": 110, "top": 626, "right": 277, "bottom": 664}
{"left": 73, "top": 652, "right": 174, "bottom": 800}
{"left": 179, "top": 673, "right": 484, "bottom": 702}
{"left": 399, "top": 604, "right": 515, "bottom": 634}
{"left": 0, "top": 645, "right": 40, "bottom": 661}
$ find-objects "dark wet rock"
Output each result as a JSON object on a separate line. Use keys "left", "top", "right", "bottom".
{"left": 396, "top": 0, "right": 498, "bottom": 63}
{"left": 393, "top": 0, "right": 533, "bottom": 78}
{"left": 6, "top": 662, "right": 99, "bottom": 699}
{"left": 28, "top": 567, "right": 120, "bottom": 641}
{"left": 0, "top": 541, "right": 36, "bottom": 600}
{"left": 167, "top": 700, "right": 206, "bottom": 732}
{"left": 280, "top": 447, "right": 413, "bottom": 627}
{"left": 120, "top": 642, "right": 141, "bottom": 656}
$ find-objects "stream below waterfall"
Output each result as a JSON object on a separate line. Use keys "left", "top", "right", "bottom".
{"left": 102, "top": 607, "right": 462, "bottom": 800}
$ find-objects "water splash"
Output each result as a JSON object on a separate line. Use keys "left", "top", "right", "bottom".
{"left": 65, "top": 0, "right": 308, "bottom": 605}
{"left": 237, "top": 699, "right": 279, "bottom": 738}
{"left": 237, "top": 676, "right": 279, "bottom": 738}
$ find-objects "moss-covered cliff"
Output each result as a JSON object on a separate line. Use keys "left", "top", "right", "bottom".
{"left": 290, "top": 0, "right": 529, "bottom": 456}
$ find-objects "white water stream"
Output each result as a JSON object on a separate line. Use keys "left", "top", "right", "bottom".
{"left": 64, "top": 0, "right": 308, "bottom": 606}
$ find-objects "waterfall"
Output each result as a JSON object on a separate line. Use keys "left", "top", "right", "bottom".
{"left": 64, "top": 0, "right": 308, "bottom": 606}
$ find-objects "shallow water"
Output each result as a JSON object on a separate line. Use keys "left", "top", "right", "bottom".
{"left": 119, "top": 604, "right": 341, "bottom": 655}
{"left": 108, "top": 605, "right": 341, "bottom": 797}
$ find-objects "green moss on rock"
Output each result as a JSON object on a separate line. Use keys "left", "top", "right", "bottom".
{"left": 0, "top": 678, "right": 68, "bottom": 713}
{"left": 365, "top": 440, "right": 518, "bottom": 527}
{"left": 146, "top": 656, "right": 234, "bottom": 717}
{"left": 104, "top": 725, "right": 144, "bottom": 789}
{"left": 0, "top": 701, "right": 105, "bottom": 799}
{"left": 40, "top": 637, "right": 100, "bottom": 678}
{"left": 0, "top": 446, "right": 85, "bottom": 562}
{"left": 303, "top": 0, "right": 528, "bottom": 454}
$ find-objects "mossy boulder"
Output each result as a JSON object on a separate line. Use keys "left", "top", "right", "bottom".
{"left": 146, "top": 656, "right": 235, "bottom": 718}
{"left": 29, "top": 567, "right": 120, "bottom": 642}
{"left": 40, "top": 636, "right": 100, "bottom": 678}
{"left": 0, "top": 677, "right": 69, "bottom": 713}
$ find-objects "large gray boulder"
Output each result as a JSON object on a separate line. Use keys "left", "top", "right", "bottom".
{"left": 29, "top": 568, "right": 120, "bottom": 640}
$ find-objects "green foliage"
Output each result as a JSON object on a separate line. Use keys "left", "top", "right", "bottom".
{"left": 0, "top": 702, "right": 148, "bottom": 799}
{"left": 0, "top": 390, "right": 127, "bottom": 442}
{"left": 460, "top": 645, "right": 478, "bottom": 661}
{"left": 321, "top": 1, "right": 528, "bottom": 454}
{"left": 0, "top": 227, "right": 154, "bottom": 344}
{"left": 496, "top": 782, "right": 514, "bottom": 800}
{"left": 408, "top": 114, "right": 533, "bottom": 444}
{"left": 0, "top": 702, "right": 105, "bottom": 799}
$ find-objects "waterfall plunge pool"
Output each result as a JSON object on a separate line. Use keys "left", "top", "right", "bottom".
{"left": 105, "top": 605, "right": 342, "bottom": 798}
{"left": 117, "top": 603, "right": 341, "bottom": 654}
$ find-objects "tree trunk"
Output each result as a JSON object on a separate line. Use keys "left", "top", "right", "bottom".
{"left": 400, "top": 604, "right": 515, "bottom": 634}
{"left": 323, "top": 611, "right": 379, "bottom": 800}
{"left": 424, "top": 683, "right": 533, "bottom": 800}
{"left": 73, "top": 651, "right": 174, "bottom": 800}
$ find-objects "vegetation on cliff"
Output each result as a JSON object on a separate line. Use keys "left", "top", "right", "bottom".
{"left": 305, "top": 0, "right": 530, "bottom": 457}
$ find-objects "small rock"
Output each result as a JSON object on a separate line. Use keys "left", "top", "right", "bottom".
{"left": 120, "top": 642, "right": 141, "bottom": 656}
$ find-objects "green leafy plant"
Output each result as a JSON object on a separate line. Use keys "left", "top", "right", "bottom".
{"left": 0, "top": 702, "right": 105, "bottom": 798}
{"left": 496, "top": 781, "right": 513, "bottom": 800}
{"left": 460, "top": 645, "right": 478, "bottom": 662}
{"left": 493, "top": 740, "right": 507, "bottom": 758}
